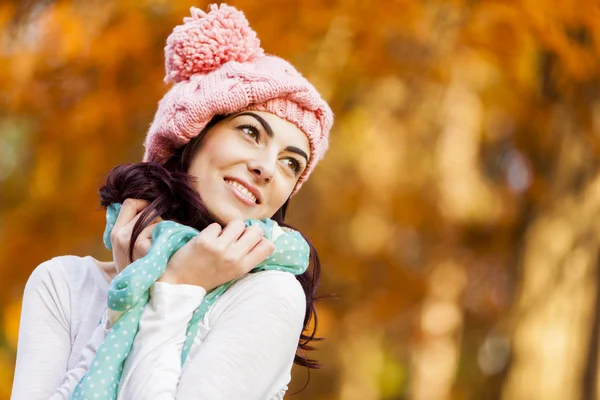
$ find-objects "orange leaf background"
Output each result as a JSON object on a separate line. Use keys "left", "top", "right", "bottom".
{"left": 1, "top": 0, "right": 600, "bottom": 398}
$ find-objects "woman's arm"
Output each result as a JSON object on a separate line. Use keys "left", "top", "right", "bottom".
{"left": 177, "top": 270, "right": 306, "bottom": 399}
{"left": 117, "top": 282, "right": 207, "bottom": 399}
{"left": 11, "top": 260, "right": 109, "bottom": 400}
{"left": 118, "top": 270, "right": 306, "bottom": 400}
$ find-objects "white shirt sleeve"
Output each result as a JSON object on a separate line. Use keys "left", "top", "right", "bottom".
{"left": 11, "top": 260, "right": 109, "bottom": 400}
{"left": 118, "top": 271, "right": 306, "bottom": 400}
{"left": 117, "top": 282, "right": 207, "bottom": 399}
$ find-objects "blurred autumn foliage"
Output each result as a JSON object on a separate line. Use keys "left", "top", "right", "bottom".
{"left": 1, "top": 0, "right": 600, "bottom": 399}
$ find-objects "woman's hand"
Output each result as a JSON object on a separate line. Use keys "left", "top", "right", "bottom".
{"left": 110, "top": 198, "right": 163, "bottom": 274}
{"left": 158, "top": 220, "right": 275, "bottom": 291}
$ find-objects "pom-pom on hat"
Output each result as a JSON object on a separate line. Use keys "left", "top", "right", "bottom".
{"left": 164, "top": 5, "right": 264, "bottom": 83}
{"left": 143, "top": 4, "right": 333, "bottom": 194}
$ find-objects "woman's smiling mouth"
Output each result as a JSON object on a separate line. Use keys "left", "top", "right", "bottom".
{"left": 224, "top": 178, "right": 260, "bottom": 205}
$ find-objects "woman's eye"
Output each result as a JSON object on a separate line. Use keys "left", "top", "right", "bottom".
{"left": 240, "top": 125, "right": 260, "bottom": 142}
{"left": 283, "top": 158, "right": 301, "bottom": 173}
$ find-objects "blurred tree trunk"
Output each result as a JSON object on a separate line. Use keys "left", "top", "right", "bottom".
{"left": 501, "top": 98, "right": 600, "bottom": 399}
{"left": 582, "top": 253, "right": 600, "bottom": 400}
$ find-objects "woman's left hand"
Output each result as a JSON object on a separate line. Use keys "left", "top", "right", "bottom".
{"left": 158, "top": 219, "right": 274, "bottom": 290}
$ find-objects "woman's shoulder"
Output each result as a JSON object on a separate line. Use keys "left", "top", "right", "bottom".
{"left": 211, "top": 270, "right": 306, "bottom": 317}
{"left": 196, "top": 270, "right": 307, "bottom": 350}
{"left": 25, "top": 255, "right": 110, "bottom": 295}
{"left": 235, "top": 270, "right": 305, "bottom": 301}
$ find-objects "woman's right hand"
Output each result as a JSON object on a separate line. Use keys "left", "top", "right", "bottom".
{"left": 110, "top": 198, "right": 163, "bottom": 274}
{"left": 158, "top": 220, "right": 275, "bottom": 291}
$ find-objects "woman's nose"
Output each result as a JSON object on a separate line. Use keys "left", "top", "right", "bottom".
{"left": 248, "top": 157, "right": 275, "bottom": 184}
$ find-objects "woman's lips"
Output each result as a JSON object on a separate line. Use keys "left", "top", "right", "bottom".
{"left": 224, "top": 179, "right": 259, "bottom": 206}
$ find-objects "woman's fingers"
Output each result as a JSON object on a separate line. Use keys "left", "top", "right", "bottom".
{"left": 241, "top": 238, "right": 275, "bottom": 272}
{"left": 112, "top": 198, "right": 150, "bottom": 232}
{"left": 228, "top": 225, "right": 264, "bottom": 257}
{"left": 114, "top": 201, "right": 160, "bottom": 247}
{"left": 110, "top": 200, "right": 158, "bottom": 271}
{"left": 111, "top": 212, "right": 143, "bottom": 254}
{"left": 194, "top": 223, "right": 223, "bottom": 245}
{"left": 161, "top": 221, "right": 278, "bottom": 290}
{"left": 142, "top": 215, "right": 164, "bottom": 238}
{"left": 133, "top": 219, "right": 162, "bottom": 260}
{"left": 216, "top": 220, "right": 246, "bottom": 247}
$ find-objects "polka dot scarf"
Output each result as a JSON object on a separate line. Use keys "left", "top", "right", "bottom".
{"left": 71, "top": 203, "right": 310, "bottom": 400}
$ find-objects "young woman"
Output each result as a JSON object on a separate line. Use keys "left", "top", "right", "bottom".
{"left": 11, "top": 4, "right": 333, "bottom": 399}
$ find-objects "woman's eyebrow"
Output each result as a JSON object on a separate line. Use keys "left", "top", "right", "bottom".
{"left": 236, "top": 112, "right": 274, "bottom": 138}
{"left": 235, "top": 111, "right": 310, "bottom": 163}
{"left": 285, "top": 146, "right": 309, "bottom": 164}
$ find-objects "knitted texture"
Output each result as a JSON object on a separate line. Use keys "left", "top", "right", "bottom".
{"left": 143, "top": 4, "right": 333, "bottom": 194}
{"left": 164, "top": 4, "right": 264, "bottom": 83}
{"left": 70, "top": 203, "right": 310, "bottom": 400}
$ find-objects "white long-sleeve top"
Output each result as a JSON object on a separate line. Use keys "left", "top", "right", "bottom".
{"left": 11, "top": 255, "right": 307, "bottom": 399}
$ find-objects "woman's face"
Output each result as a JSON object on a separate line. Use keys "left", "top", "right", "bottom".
{"left": 187, "top": 111, "right": 310, "bottom": 225}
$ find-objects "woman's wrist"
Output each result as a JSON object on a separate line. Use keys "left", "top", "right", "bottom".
{"left": 157, "top": 269, "right": 209, "bottom": 290}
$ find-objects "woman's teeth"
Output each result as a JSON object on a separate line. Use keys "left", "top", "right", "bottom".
{"left": 226, "top": 180, "right": 257, "bottom": 203}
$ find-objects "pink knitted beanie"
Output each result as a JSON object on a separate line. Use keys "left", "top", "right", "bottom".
{"left": 143, "top": 4, "right": 333, "bottom": 193}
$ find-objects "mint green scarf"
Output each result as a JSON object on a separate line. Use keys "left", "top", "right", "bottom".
{"left": 71, "top": 203, "right": 309, "bottom": 400}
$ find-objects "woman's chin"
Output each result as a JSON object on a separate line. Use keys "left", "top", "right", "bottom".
{"left": 208, "top": 205, "right": 254, "bottom": 226}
